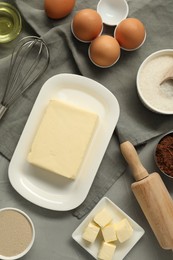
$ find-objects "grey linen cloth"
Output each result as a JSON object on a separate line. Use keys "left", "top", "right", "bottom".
{"left": 0, "top": 0, "right": 173, "bottom": 218}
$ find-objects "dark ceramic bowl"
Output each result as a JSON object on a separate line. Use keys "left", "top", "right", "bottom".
{"left": 154, "top": 131, "right": 173, "bottom": 179}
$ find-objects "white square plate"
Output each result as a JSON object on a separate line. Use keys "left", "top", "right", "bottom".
{"left": 72, "top": 197, "right": 145, "bottom": 259}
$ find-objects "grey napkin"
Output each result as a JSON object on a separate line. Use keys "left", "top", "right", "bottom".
{"left": 0, "top": 0, "right": 173, "bottom": 218}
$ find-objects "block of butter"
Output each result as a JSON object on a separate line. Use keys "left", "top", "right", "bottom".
{"left": 98, "top": 241, "right": 116, "bottom": 260}
{"left": 27, "top": 99, "right": 98, "bottom": 179}
{"left": 82, "top": 222, "right": 100, "bottom": 243}
{"left": 101, "top": 223, "right": 117, "bottom": 242}
{"left": 114, "top": 218, "right": 133, "bottom": 243}
{"left": 94, "top": 208, "right": 112, "bottom": 228}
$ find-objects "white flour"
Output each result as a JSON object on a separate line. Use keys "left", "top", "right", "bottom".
{"left": 138, "top": 54, "right": 173, "bottom": 112}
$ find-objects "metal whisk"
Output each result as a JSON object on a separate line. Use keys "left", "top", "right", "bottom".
{"left": 0, "top": 36, "right": 50, "bottom": 119}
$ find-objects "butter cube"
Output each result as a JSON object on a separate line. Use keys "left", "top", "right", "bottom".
{"left": 98, "top": 242, "right": 116, "bottom": 260}
{"left": 102, "top": 223, "right": 117, "bottom": 242}
{"left": 94, "top": 208, "right": 112, "bottom": 228}
{"left": 27, "top": 100, "right": 98, "bottom": 179}
{"left": 114, "top": 218, "right": 133, "bottom": 243}
{"left": 82, "top": 222, "right": 100, "bottom": 243}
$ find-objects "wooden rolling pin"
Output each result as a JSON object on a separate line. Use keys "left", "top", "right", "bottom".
{"left": 120, "top": 141, "right": 173, "bottom": 250}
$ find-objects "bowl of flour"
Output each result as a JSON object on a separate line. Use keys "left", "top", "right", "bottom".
{"left": 137, "top": 49, "right": 173, "bottom": 114}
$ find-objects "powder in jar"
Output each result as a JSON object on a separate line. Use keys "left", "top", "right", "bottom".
{"left": 0, "top": 209, "right": 34, "bottom": 257}
{"left": 138, "top": 53, "right": 173, "bottom": 113}
{"left": 155, "top": 133, "right": 173, "bottom": 177}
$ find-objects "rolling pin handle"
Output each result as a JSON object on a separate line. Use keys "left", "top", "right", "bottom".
{"left": 120, "top": 141, "right": 149, "bottom": 181}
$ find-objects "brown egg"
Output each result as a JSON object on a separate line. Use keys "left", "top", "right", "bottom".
{"left": 89, "top": 35, "right": 120, "bottom": 68}
{"left": 115, "top": 18, "right": 146, "bottom": 50}
{"left": 72, "top": 9, "right": 103, "bottom": 42}
{"left": 44, "top": 0, "right": 75, "bottom": 19}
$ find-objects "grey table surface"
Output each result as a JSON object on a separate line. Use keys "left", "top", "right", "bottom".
{"left": 0, "top": 0, "right": 173, "bottom": 259}
{"left": 0, "top": 136, "right": 173, "bottom": 260}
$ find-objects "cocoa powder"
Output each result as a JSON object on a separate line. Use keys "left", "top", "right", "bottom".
{"left": 155, "top": 133, "right": 173, "bottom": 177}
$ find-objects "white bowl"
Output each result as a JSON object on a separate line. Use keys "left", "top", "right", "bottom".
{"left": 97, "top": 0, "right": 129, "bottom": 26}
{"left": 137, "top": 49, "right": 173, "bottom": 114}
{"left": 0, "top": 208, "right": 35, "bottom": 260}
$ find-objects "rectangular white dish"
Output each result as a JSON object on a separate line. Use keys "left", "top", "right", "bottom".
{"left": 8, "top": 74, "right": 120, "bottom": 211}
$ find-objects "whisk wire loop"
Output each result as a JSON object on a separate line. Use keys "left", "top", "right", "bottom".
{"left": 3, "top": 39, "right": 38, "bottom": 106}
{"left": 0, "top": 36, "right": 50, "bottom": 119}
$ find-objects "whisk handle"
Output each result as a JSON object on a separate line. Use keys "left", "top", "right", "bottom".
{"left": 0, "top": 104, "right": 8, "bottom": 119}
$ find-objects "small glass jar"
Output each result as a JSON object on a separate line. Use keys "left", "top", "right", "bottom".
{"left": 0, "top": 2, "right": 22, "bottom": 43}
